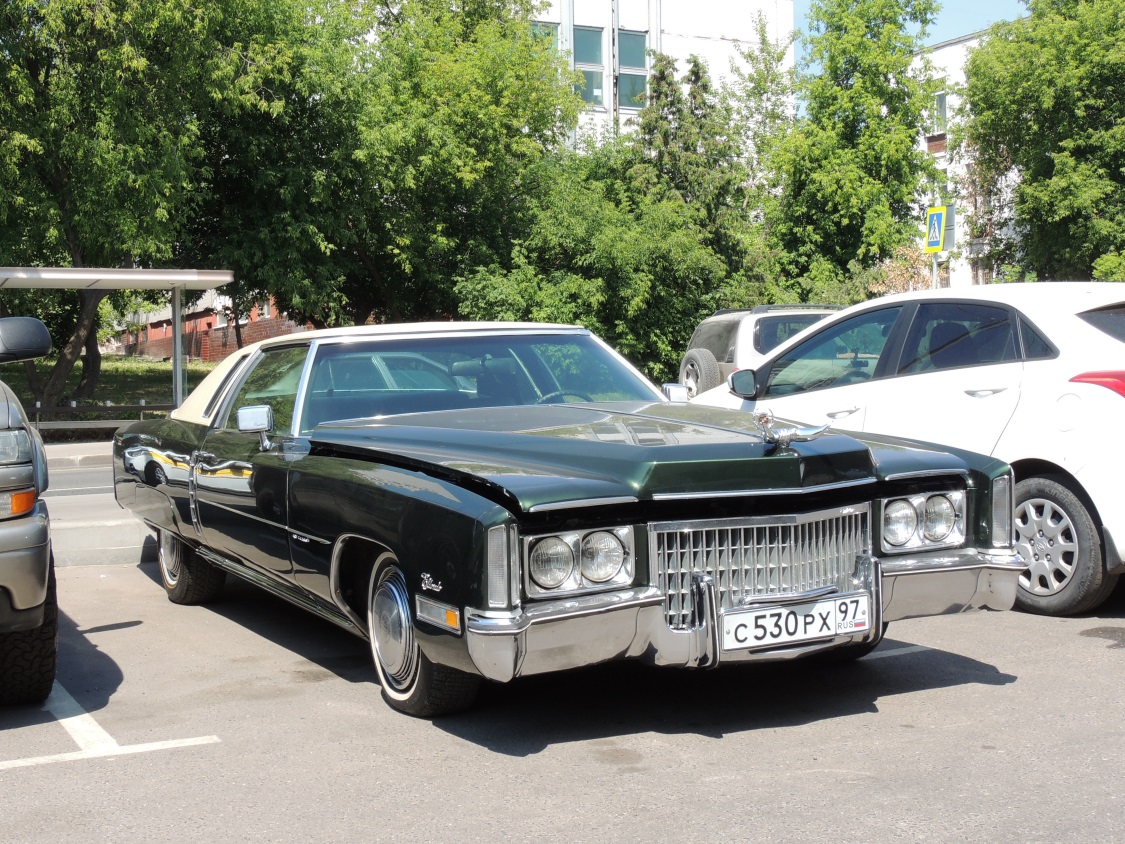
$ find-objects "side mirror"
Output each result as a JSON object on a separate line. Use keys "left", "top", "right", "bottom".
{"left": 729, "top": 369, "right": 759, "bottom": 400}
{"left": 662, "top": 383, "right": 691, "bottom": 402}
{"left": 0, "top": 317, "right": 51, "bottom": 363}
{"left": 237, "top": 405, "right": 273, "bottom": 451}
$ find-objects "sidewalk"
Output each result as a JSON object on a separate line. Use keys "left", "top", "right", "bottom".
{"left": 44, "top": 438, "right": 114, "bottom": 470}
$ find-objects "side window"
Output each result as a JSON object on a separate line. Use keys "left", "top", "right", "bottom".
{"left": 763, "top": 307, "right": 902, "bottom": 397}
{"left": 1019, "top": 316, "right": 1055, "bottom": 359}
{"left": 221, "top": 345, "right": 309, "bottom": 435}
{"left": 899, "top": 303, "right": 1016, "bottom": 374}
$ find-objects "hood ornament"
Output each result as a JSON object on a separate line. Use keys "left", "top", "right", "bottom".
{"left": 753, "top": 410, "right": 830, "bottom": 449}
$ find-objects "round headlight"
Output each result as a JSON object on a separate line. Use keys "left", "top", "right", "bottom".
{"left": 883, "top": 499, "right": 918, "bottom": 547}
{"left": 529, "top": 537, "right": 574, "bottom": 589}
{"left": 580, "top": 531, "right": 625, "bottom": 582}
{"left": 923, "top": 495, "right": 956, "bottom": 541}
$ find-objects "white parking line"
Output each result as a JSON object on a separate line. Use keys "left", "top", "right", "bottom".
{"left": 863, "top": 644, "right": 929, "bottom": 660}
{"left": 0, "top": 682, "right": 220, "bottom": 771}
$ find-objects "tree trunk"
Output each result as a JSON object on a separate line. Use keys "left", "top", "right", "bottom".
{"left": 73, "top": 328, "right": 102, "bottom": 399}
{"left": 39, "top": 289, "right": 109, "bottom": 409}
{"left": 232, "top": 304, "right": 244, "bottom": 348}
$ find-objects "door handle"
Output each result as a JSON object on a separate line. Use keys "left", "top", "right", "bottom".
{"left": 964, "top": 388, "right": 1007, "bottom": 398}
{"left": 827, "top": 407, "right": 860, "bottom": 419}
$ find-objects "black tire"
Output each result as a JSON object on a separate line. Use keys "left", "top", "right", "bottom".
{"left": 158, "top": 528, "right": 225, "bottom": 605}
{"left": 0, "top": 556, "right": 58, "bottom": 705}
{"left": 1014, "top": 476, "right": 1117, "bottom": 616}
{"left": 679, "top": 348, "right": 722, "bottom": 398}
{"left": 368, "top": 563, "right": 480, "bottom": 717}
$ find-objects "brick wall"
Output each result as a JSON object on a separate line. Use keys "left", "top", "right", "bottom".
{"left": 129, "top": 316, "right": 308, "bottom": 362}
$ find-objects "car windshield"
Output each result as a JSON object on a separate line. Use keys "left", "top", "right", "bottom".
{"left": 298, "top": 332, "right": 659, "bottom": 433}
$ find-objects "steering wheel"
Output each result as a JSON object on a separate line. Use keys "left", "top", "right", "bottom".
{"left": 536, "top": 390, "right": 594, "bottom": 404}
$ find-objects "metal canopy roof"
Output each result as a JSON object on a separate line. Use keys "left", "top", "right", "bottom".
{"left": 0, "top": 266, "right": 231, "bottom": 290}
{"left": 0, "top": 267, "right": 234, "bottom": 405}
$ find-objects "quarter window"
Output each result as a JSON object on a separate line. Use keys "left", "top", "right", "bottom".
{"left": 764, "top": 308, "right": 902, "bottom": 397}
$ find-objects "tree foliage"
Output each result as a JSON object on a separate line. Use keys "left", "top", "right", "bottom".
{"left": 458, "top": 55, "right": 773, "bottom": 381}
{"left": 771, "top": 0, "right": 940, "bottom": 302}
{"left": 961, "top": 0, "right": 1125, "bottom": 280}
{"left": 0, "top": 0, "right": 314, "bottom": 404}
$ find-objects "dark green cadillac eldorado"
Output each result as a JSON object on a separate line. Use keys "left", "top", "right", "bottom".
{"left": 113, "top": 323, "right": 1024, "bottom": 717}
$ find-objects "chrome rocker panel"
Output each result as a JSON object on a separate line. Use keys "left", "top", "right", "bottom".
{"left": 464, "top": 549, "right": 1025, "bottom": 683}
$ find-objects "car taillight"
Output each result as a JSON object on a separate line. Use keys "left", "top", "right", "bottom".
{"left": 1070, "top": 371, "right": 1125, "bottom": 398}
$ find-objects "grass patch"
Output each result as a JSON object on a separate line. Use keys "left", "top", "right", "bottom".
{"left": 1, "top": 355, "right": 218, "bottom": 407}
{"left": 1, "top": 356, "right": 219, "bottom": 442}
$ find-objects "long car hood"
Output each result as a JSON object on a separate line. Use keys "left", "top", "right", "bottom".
{"left": 309, "top": 402, "right": 970, "bottom": 513}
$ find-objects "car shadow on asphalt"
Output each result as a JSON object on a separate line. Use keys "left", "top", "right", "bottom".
{"left": 134, "top": 562, "right": 372, "bottom": 683}
{"left": 433, "top": 642, "right": 1019, "bottom": 755}
{"left": 0, "top": 608, "right": 131, "bottom": 729}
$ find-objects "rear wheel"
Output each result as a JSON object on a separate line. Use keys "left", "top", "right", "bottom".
{"left": 367, "top": 563, "right": 479, "bottom": 717}
{"left": 1014, "top": 476, "right": 1116, "bottom": 616}
{"left": 158, "top": 529, "right": 225, "bottom": 605}
{"left": 0, "top": 556, "right": 58, "bottom": 705}
{"left": 679, "top": 349, "right": 721, "bottom": 398}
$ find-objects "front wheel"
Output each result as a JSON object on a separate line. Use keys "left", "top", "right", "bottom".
{"left": 0, "top": 557, "right": 58, "bottom": 705}
{"left": 368, "top": 564, "right": 479, "bottom": 717}
{"left": 1014, "top": 476, "right": 1116, "bottom": 616}
{"left": 158, "top": 529, "right": 225, "bottom": 605}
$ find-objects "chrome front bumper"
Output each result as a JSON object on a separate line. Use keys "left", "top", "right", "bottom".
{"left": 464, "top": 549, "right": 1025, "bottom": 683}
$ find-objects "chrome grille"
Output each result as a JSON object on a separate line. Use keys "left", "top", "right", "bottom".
{"left": 651, "top": 505, "right": 870, "bottom": 630}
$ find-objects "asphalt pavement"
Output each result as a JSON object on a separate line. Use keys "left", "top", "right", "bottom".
{"left": 44, "top": 439, "right": 157, "bottom": 567}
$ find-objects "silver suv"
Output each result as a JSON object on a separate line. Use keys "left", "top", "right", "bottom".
{"left": 0, "top": 317, "right": 56, "bottom": 705}
{"left": 679, "top": 305, "right": 836, "bottom": 397}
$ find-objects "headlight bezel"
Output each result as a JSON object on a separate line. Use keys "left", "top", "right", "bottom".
{"left": 879, "top": 490, "right": 966, "bottom": 554}
{"left": 524, "top": 526, "right": 634, "bottom": 598}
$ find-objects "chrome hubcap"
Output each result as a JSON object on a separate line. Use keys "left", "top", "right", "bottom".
{"left": 370, "top": 569, "right": 418, "bottom": 693}
{"left": 159, "top": 531, "right": 181, "bottom": 586}
{"left": 1016, "top": 497, "right": 1079, "bottom": 596}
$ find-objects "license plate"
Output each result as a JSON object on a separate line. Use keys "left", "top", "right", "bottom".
{"left": 722, "top": 595, "right": 871, "bottom": 651}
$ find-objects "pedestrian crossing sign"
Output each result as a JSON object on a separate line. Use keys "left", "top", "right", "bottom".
{"left": 925, "top": 206, "right": 949, "bottom": 253}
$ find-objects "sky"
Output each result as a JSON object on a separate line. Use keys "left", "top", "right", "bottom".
{"left": 791, "top": 0, "right": 1030, "bottom": 52}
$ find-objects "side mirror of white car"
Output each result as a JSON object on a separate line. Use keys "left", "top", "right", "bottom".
{"left": 729, "top": 369, "right": 759, "bottom": 400}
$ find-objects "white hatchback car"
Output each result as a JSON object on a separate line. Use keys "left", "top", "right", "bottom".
{"left": 693, "top": 282, "right": 1125, "bottom": 616}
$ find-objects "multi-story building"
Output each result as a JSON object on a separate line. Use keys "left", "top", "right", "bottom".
{"left": 534, "top": 0, "right": 794, "bottom": 136}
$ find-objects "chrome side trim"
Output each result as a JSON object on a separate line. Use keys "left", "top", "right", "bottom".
{"left": 651, "top": 478, "right": 875, "bottom": 500}
{"left": 882, "top": 469, "right": 969, "bottom": 482}
{"left": 528, "top": 496, "right": 639, "bottom": 513}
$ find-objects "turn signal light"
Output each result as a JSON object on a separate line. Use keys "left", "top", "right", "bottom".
{"left": 1070, "top": 371, "right": 1125, "bottom": 399}
{"left": 0, "top": 488, "right": 36, "bottom": 519}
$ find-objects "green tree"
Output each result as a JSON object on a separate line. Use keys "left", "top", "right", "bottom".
{"left": 772, "top": 0, "right": 940, "bottom": 302}
{"left": 459, "top": 54, "right": 771, "bottom": 380}
{"left": 961, "top": 0, "right": 1125, "bottom": 280}
{"left": 0, "top": 0, "right": 309, "bottom": 405}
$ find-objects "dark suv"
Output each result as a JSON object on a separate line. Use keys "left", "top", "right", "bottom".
{"left": 0, "top": 317, "right": 56, "bottom": 705}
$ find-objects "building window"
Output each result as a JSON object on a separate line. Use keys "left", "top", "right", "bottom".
{"left": 617, "top": 31, "right": 648, "bottom": 110}
{"left": 532, "top": 21, "right": 558, "bottom": 50}
{"left": 574, "top": 26, "right": 604, "bottom": 106}
{"left": 259, "top": 299, "right": 271, "bottom": 319}
{"left": 930, "top": 91, "right": 947, "bottom": 136}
